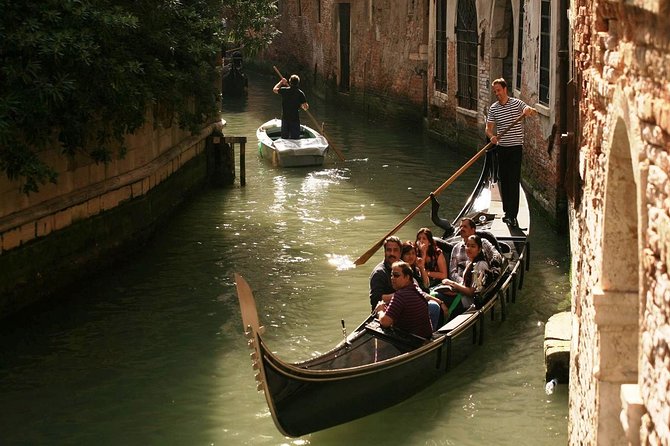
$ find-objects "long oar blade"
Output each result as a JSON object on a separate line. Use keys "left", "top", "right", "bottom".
{"left": 353, "top": 144, "right": 489, "bottom": 266}
{"left": 305, "top": 109, "right": 345, "bottom": 161}
{"left": 272, "top": 65, "right": 345, "bottom": 162}
{"left": 354, "top": 113, "right": 525, "bottom": 266}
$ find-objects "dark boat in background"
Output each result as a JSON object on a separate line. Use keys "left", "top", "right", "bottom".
{"left": 235, "top": 151, "right": 530, "bottom": 437}
{"left": 222, "top": 51, "right": 248, "bottom": 97}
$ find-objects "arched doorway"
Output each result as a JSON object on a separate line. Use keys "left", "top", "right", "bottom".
{"left": 601, "top": 119, "right": 639, "bottom": 291}
{"left": 594, "top": 117, "right": 640, "bottom": 444}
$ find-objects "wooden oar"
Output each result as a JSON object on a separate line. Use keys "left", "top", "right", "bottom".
{"left": 353, "top": 113, "right": 526, "bottom": 266}
{"left": 272, "top": 65, "right": 346, "bottom": 162}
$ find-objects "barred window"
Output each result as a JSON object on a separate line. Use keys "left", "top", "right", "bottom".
{"left": 539, "top": 0, "right": 551, "bottom": 104}
{"left": 435, "top": 0, "right": 448, "bottom": 92}
{"left": 516, "top": 0, "right": 524, "bottom": 90}
{"left": 456, "top": 0, "right": 478, "bottom": 110}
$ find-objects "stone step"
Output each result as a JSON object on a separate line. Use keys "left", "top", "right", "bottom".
{"left": 544, "top": 311, "right": 571, "bottom": 383}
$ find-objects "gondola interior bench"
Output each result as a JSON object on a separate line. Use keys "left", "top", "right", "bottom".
{"left": 364, "top": 320, "right": 429, "bottom": 351}
{"left": 436, "top": 310, "right": 480, "bottom": 370}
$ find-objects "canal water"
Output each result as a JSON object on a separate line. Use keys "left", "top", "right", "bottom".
{"left": 0, "top": 71, "right": 570, "bottom": 445}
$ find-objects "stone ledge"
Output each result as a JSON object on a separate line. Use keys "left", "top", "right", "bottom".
{"left": 544, "top": 311, "right": 571, "bottom": 382}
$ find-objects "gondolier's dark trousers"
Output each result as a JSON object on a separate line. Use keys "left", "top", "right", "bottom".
{"left": 496, "top": 145, "right": 522, "bottom": 219}
{"left": 281, "top": 119, "right": 301, "bottom": 139}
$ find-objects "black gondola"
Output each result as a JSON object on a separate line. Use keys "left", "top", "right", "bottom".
{"left": 235, "top": 151, "right": 530, "bottom": 437}
{"left": 222, "top": 51, "right": 248, "bottom": 97}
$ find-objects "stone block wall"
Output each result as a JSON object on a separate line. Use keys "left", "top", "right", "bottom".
{"left": 569, "top": 0, "right": 670, "bottom": 443}
{"left": 0, "top": 117, "right": 222, "bottom": 318}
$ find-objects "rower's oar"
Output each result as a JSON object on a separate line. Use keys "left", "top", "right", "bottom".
{"left": 304, "top": 112, "right": 347, "bottom": 161}
{"left": 272, "top": 65, "right": 346, "bottom": 162}
{"left": 353, "top": 113, "right": 526, "bottom": 266}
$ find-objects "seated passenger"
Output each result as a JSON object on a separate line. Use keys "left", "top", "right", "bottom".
{"left": 369, "top": 236, "right": 402, "bottom": 310}
{"left": 374, "top": 261, "right": 444, "bottom": 338}
{"left": 438, "top": 235, "right": 494, "bottom": 320}
{"left": 401, "top": 241, "right": 429, "bottom": 292}
{"left": 449, "top": 218, "right": 502, "bottom": 283}
{"left": 416, "top": 227, "right": 448, "bottom": 287}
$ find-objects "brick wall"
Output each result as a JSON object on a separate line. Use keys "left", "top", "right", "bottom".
{"left": 263, "top": 0, "right": 428, "bottom": 123}
{"left": 569, "top": 0, "right": 670, "bottom": 443}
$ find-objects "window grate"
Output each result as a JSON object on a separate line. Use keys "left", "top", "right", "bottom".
{"left": 456, "top": 0, "right": 478, "bottom": 110}
{"left": 539, "top": 0, "right": 551, "bottom": 104}
{"left": 435, "top": 0, "right": 448, "bottom": 92}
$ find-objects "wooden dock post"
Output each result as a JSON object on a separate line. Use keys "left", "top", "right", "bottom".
{"left": 224, "top": 136, "right": 246, "bottom": 187}
{"left": 238, "top": 138, "right": 246, "bottom": 186}
{"left": 209, "top": 135, "right": 246, "bottom": 187}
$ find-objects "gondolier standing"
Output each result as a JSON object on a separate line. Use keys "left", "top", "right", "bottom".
{"left": 485, "top": 78, "right": 536, "bottom": 228}
{"left": 273, "top": 74, "right": 309, "bottom": 139}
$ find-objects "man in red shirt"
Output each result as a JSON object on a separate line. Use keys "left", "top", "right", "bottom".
{"left": 375, "top": 261, "right": 442, "bottom": 338}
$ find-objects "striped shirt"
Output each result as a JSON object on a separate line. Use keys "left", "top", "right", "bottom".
{"left": 486, "top": 97, "right": 530, "bottom": 147}
{"left": 385, "top": 284, "right": 433, "bottom": 338}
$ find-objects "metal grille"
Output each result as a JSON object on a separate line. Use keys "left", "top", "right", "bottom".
{"left": 539, "top": 0, "right": 551, "bottom": 104}
{"left": 455, "top": 0, "right": 478, "bottom": 110}
{"left": 435, "top": 0, "right": 448, "bottom": 92}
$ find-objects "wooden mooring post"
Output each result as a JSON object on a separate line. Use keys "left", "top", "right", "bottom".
{"left": 225, "top": 136, "right": 246, "bottom": 186}
{"left": 207, "top": 131, "right": 247, "bottom": 187}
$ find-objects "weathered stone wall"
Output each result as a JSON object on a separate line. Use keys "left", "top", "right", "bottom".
{"left": 569, "top": 0, "right": 670, "bottom": 443}
{"left": 0, "top": 117, "right": 222, "bottom": 318}
{"left": 425, "top": 0, "right": 563, "bottom": 222}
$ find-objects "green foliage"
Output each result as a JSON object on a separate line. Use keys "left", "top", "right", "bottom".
{"left": 222, "top": 0, "right": 280, "bottom": 55}
{"left": 0, "top": 0, "right": 278, "bottom": 193}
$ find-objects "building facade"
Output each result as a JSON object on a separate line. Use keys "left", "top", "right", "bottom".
{"left": 264, "top": 0, "right": 567, "bottom": 223}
